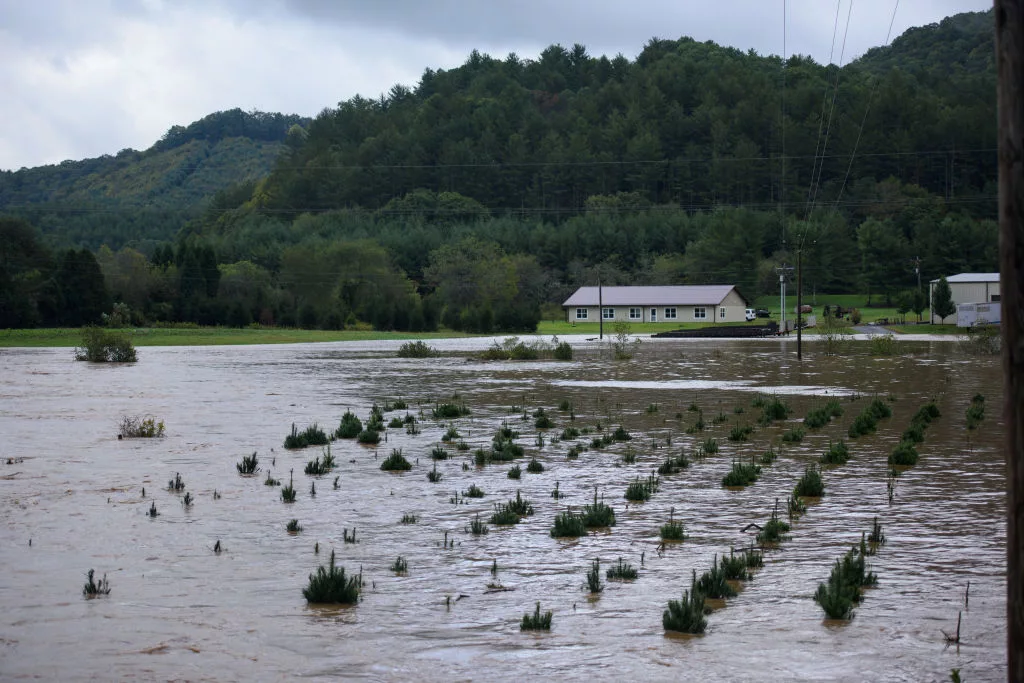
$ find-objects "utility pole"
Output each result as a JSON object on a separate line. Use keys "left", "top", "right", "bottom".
{"left": 912, "top": 255, "right": 922, "bottom": 293}
{"left": 996, "top": 2, "right": 1024, "bottom": 677}
{"left": 598, "top": 276, "right": 603, "bottom": 341}
{"left": 775, "top": 264, "right": 793, "bottom": 333}
{"left": 797, "top": 248, "right": 803, "bottom": 359}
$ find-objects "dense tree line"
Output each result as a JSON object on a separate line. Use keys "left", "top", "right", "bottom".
{"left": 0, "top": 10, "right": 1001, "bottom": 331}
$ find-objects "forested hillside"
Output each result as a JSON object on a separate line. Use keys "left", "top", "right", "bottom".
{"left": 0, "top": 110, "right": 308, "bottom": 250}
{"left": 0, "top": 10, "right": 1000, "bottom": 332}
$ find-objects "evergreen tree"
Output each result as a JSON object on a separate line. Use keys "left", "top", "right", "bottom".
{"left": 932, "top": 276, "right": 957, "bottom": 324}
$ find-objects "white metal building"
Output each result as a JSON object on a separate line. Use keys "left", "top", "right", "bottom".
{"left": 561, "top": 285, "right": 749, "bottom": 324}
{"left": 929, "top": 273, "right": 1001, "bottom": 324}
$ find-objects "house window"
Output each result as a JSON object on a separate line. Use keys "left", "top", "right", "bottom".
{"left": 694, "top": 307, "right": 706, "bottom": 320}
{"left": 602, "top": 307, "right": 615, "bottom": 320}
{"left": 575, "top": 308, "right": 588, "bottom": 320}
{"left": 664, "top": 308, "right": 677, "bottom": 320}
{"left": 992, "top": 294, "right": 1001, "bottom": 302}
{"left": 720, "top": 307, "right": 726, "bottom": 319}
{"left": 629, "top": 307, "right": 641, "bottom": 320}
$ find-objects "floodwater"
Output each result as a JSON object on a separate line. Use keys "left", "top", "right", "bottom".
{"left": 0, "top": 336, "right": 1007, "bottom": 681}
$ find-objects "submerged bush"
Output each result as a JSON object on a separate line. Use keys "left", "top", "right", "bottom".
{"left": 663, "top": 572, "right": 707, "bottom": 634}
{"left": 757, "top": 509, "right": 791, "bottom": 545}
{"left": 284, "top": 423, "right": 329, "bottom": 449}
{"left": 793, "top": 464, "right": 825, "bottom": 498}
{"left": 888, "top": 440, "right": 919, "bottom": 467}
{"left": 583, "top": 488, "right": 616, "bottom": 527}
{"left": 696, "top": 559, "right": 737, "bottom": 599}
{"left": 728, "top": 425, "right": 754, "bottom": 442}
{"left": 75, "top": 326, "right": 137, "bottom": 363}
{"left": 586, "top": 559, "right": 603, "bottom": 593}
{"left": 966, "top": 394, "right": 986, "bottom": 430}
{"left": 119, "top": 415, "right": 165, "bottom": 439}
{"left": 357, "top": 429, "right": 381, "bottom": 445}
{"left": 722, "top": 461, "right": 761, "bottom": 487}
{"left": 397, "top": 341, "right": 439, "bottom": 358}
{"left": 334, "top": 411, "right": 362, "bottom": 439}
{"left": 520, "top": 602, "right": 552, "bottom": 630}
{"left": 433, "top": 401, "right": 471, "bottom": 419}
{"left": 781, "top": 427, "right": 806, "bottom": 443}
{"left": 381, "top": 448, "right": 412, "bottom": 471}
{"left": 759, "top": 395, "right": 791, "bottom": 423}
{"left": 303, "top": 550, "right": 361, "bottom": 604}
{"left": 660, "top": 507, "right": 685, "bottom": 541}
{"left": 606, "top": 557, "right": 638, "bottom": 580}
{"left": 464, "top": 484, "right": 485, "bottom": 498}
{"left": 83, "top": 569, "right": 111, "bottom": 597}
{"left": 819, "top": 440, "right": 850, "bottom": 465}
{"left": 550, "top": 511, "right": 588, "bottom": 538}
{"left": 624, "top": 475, "right": 659, "bottom": 501}
{"left": 236, "top": 451, "right": 259, "bottom": 475}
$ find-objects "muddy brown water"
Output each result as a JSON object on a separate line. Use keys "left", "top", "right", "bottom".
{"left": 0, "top": 337, "right": 1007, "bottom": 681}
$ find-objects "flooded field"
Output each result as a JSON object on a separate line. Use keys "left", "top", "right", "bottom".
{"left": 0, "top": 336, "right": 1007, "bottom": 681}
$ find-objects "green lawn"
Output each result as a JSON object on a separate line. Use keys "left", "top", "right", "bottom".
{"left": 0, "top": 327, "right": 471, "bottom": 348}
{"left": 884, "top": 324, "right": 960, "bottom": 335}
{"left": 751, "top": 294, "right": 915, "bottom": 324}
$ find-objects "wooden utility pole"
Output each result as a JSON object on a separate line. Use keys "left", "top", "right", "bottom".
{"left": 797, "top": 248, "right": 803, "bottom": 360}
{"left": 996, "top": 2, "right": 1024, "bottom": 678}
{"left": 598, "top": 277, "right": 604, "bottom": 340}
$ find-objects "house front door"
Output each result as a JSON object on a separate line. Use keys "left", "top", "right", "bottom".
{"left": 650, "top": 308, "right": 657, "bottom": 322}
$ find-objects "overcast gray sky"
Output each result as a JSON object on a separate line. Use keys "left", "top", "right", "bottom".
{"left": 0, "top": 0, "right": 992, "bottom": 170}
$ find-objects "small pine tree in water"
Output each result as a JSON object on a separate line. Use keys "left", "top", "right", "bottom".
{"left": 520, "top": 602, "right": 552, "bottom": 631}
{"left": 663, "top": 572, "right": 707, "bottom": 634}
{"left": 586, "top": 559, "right": 603, "bottom": 593}
{"left": 83, "top": 569, "right": 111, "bottom": 597}
{"left": 303, "top": 550, "right": 361, "bottom": 604}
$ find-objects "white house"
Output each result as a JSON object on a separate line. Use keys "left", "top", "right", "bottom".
{"left": 929, "top": 273, "right": 1000, "bottom": 324}
{"left": 561, "top": 285, "right": 749, "bottom": 324}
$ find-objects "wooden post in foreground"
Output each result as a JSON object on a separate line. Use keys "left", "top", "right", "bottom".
{"left": 996, "top": 1, "right": 1024, "bottom": 678}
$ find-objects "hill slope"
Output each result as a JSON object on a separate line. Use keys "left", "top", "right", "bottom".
{"left": 0, "top": 109, "right": 308, "bottom": 249}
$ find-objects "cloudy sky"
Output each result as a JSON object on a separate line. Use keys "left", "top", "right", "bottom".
{"left": 0, "top": 0, "right": 992, "bottom": 170}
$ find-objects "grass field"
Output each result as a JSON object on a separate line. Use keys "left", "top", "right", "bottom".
{"left": 750, "top": 294, "right": 916, "bottom": 325}
{"left": 0, "top": 327, "right": 471, "bottom": 348}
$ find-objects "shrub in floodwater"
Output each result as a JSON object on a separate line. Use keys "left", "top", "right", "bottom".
{"left": 868, "top": 517, "right": 885, "bottom": 546}
{"left": 901, "top": 422, "right": 925, "bottom": 443}
{"left": 303, "top": 550, "right": 361, "bottom": 604}
{"left": 757, "top": 508, "right": 791, "bottom": 545}
{"left": 646, "top": 403, "right": 660, "bottom": 414}
{"left": 433, "top": 401, "right": 470, "bottom": 419}
{"left": 586, "top": 559, "right": 603, "bottom": 593}
{"left": 712, "top": 411, "right": 729, "bottom": 425}
{"left": 718, "top": 549, "right": 751, "bottom": 581}
{"left": 441, "top": 425, "right": 460, "bottom": 442}
{"left": 520, "top": 602, "right": 552, "bottom": 631}
{"left": 473, "top": 449, "right": 489, "bottom": 467}
{"left": 966, "top": 394, "right": 986, "bottom": 430}
{"left": 551, "top": 481, "right": 561, "bottom": 498}
{"left": 427, "top": 463, "right": 442, "bottom": 482}
{"left": 558, "top": 399, "right": 572, "bottom": 412}
{"left": 696, "top": 558, "right": 737, "bottom": 599}
{"left": 119, "top": 415, "right": 165, "bottom": 438}
{"left": 310, "top": 481, "right": 316, "bottom": 497}
{"left": 526, "top": 458, "right": 544, "bottom": 473}
{"left": 744, "top": 544, "right": 765, "bottom": 569}
{"left": 381, "top": 448, "right": 412, "bottom": 471}
{"left": 621, "top": 446, "right": 637, "bottom": 465}
{"left": 397, "top": 340, "right": 439, "bottom": 358}
{"left": 781, "top": 427, "right": 806, "bottom": 443}
{"left": 388, "top": 417, "right": 404, "bottom": 429}
{"left": 888, "top": 440, "right": 919, "bottom": 467}
{"left": 660, "top": 507, "right": 685, "bottom": 541}
{"left": 334, "top": 411, "right": 362, "bottom": 439}
{"left": 237, "top": 451, "right": 260, "bottom": 475}
{"left": 148, "top": 501, "right": 158, "bottom": 517}
{"left": 264, "top": 471, "right": 280, "bottom": 486}
{"left": 455, "top": 440, "right": 470, "bottom": 451}
{"left": 401, "top": 513, "right": 418, "bottom": 524}
{"left": 167, "top": 472, "right": 184, "bottom": 492}
{"left": 489, "top": 503, "right": 521, "bottom": 526}
{"left": 793, "top": 465, "right": 824, "bottom": 498}
{"left": 814, "top": 573, "right": 856, "bottom": 620}
{"left": 534, "top": 408, "right": 555, "bottom": 429}
{"left": 284, "top": 422, "right": 329, "bottom": 449}
{"left": 305, "top": 452, "right": 331, "bottom": 476}
{"left": 550, "top": 510, "right": 587, "bottom": 538}
{"left": 505, "top": 490, "right": 534, "bottom": 516}
{"left": 728, "top": 424, "right": 753, "bottom": 442}
{"left": 819, "top": 440, "right": 850, "bottom": 465}
{"left": 663, "top": 572, "right": 707, "bottom": 634}
{"left": 554, "top": 340, "right": 573, "bottom": 361}
{"left": 722, "top": 460, "right": 761, "bottom": 487}
{"left": 286, "top": 519, "right": 302, "bottom": 533}
{"left": 612, "top": 425, "right": 632, "bottom": 442}
{"left": 583, "top": 488, "right": 616, "bottom": 527}
{"left": 469, "top": 513, "right": 489, "bottom": 535}
{"left": 759, "top": 395, "right": 791, "bottom": 423}
{"left": 560, "top": 426, "right": 581, "bottom": 440}
{"left": 869, "top": 333, "right": 899, "bottom": 356}
{"left": 343, "top": 528, "right": 357, "bottom": 544}
{"left": 83, "top": 569, "right": 111, "bottom": 597}
{"left": 357, "top": 429, "right": 381, "bottom": 445}
{"left": 182, "top": 491, "right": 194, "bottom": 508}
{"left": 464, "top": 484, "right": 485, "bottom": 498}
{"left": 405, "top": 420, "right": 421, "bottom": 437}
{"left": 391, "top": 556, "right": 408, "bottom": 574}
{"left": 657, "top": 453, "right": 689, "bottom": 475}
{"left": 606, "top": 557, "right": 638, "bottom": 580}
{"left": 75, "top": 326, "right": 137, "bottom": 363}
{"left": 787, "top": 492, "right": 807, "bottom": 518}
{"left": 868, "top": 397, "right": 893, "bottom": 420}
{"left": 566, "top": 444, "right": 585, "bottom": 460}
{"left": 624, "top": 475, "right": 659, "bottom": 502}
{"left": 814, "top": 545, "right": 877, "bottom": 619}
{"left": 700, "top": 438, "right": 718, "bottom": 455}
{"left": 507, "top": 464, "right": 522, "bottom": 479}
{"left": 759, "top": 446, "right": 778, "bottom": 465}
{"left": 281, "top": 470, "right": 297, "bottom": 502}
